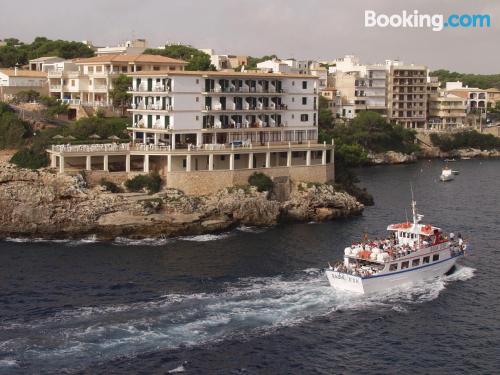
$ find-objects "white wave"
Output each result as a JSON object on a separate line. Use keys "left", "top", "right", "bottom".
{"left": 66, "top": 235, "right": 98, "bottom": 246}
{"left": 112, "top": 237, "right": 172, "bottom": 246}
{"left": 4, "top": 237, "right": 70, "bottom": 244}
{"left": 0, "top": 359, "right": 18, "bottom": 367}
{"left": 236, "top": 225, "right": 268, "bottom": 234}
{"left": 0, "top": 266, "right": 475, "bottom": 372}
{"left": 179, "top": 232, "right": 232, "bottom": 242}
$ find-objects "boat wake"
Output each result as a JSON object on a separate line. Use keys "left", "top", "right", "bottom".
{"left": 0, "top": 266, "right": 474, "bottom": 373}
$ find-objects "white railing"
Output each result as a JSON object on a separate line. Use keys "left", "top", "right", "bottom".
{"left": 52, "top": 143, "right": 130, "bottom": 153}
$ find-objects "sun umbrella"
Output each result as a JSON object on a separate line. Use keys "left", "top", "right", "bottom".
{"left": 108, "top": 135, "right": 120, "bottom": 140}
{"left": 89, "top": 134, "right": 101, "bottom": 139}
{"left": 65, "top": 135, "right": 76, "bottom": 140}
{"left": 52, "top": 134, "right": 64, "bottom": 139}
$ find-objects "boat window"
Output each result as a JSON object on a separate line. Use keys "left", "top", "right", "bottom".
{"left": 389, "top": 263, "right": 398, "bottom": 271}
{"left": 401, "top": 261, "right": 409, "bottom": 269}
{"left": 433, "top": 254, "right": 439, "bottom": 262}
{"left": 423, "top": 256, "right": 430, "bottom": 264}
{"left": 412, "top": 259, "right": 420, "bottom": 267}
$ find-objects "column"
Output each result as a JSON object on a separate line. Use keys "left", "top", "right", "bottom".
{"left": 265, "top": 152, "right": 271, "bottom": 168}
{"left": 287, "top": 150, "right": 292, "bottom": 167}
{"left": 154, "top": 133, "right": 158, "bottom": 145}
{"left": 125, "top": 154, "right": 130, "bottom": 172}
{"left": 51, "top": 154, "right": 57, "bottom": 168}
{"left": 248, "top": 152, "right": 254, "bottom": 169}
{"left": 132, "top": 131, "right": 136, "bottom": 143}
{"left": 330, "top": 148, "right": 335, "bottom": 163}
{"left": 306, "top": 150, "right": 311, "bottom": 166}
{"left": 167, "top": 154, "right": 172, "bottom": 172}
{"left": 59, "top": 156, "right": 65, "bottom": 174}
{"left": 322, "top": 150, "right": 327, "bottom": 165}
{"left": 143, "top": 154, "right": 149, "bottom": 173}
{"left": 186, "top": 154, "right": 192, "bottom": 172}
{"left": 208, "top": 153, "right": 214, "bottom": 171}
{"left": 229, "top": 153, "right": 234, "bottom": 170}
{"left": 86, "top": 155, "right": 91, "bottom": 171}
{"left": 196, "top": 132, "right": 203, "bottom": 146}
{"left": 103, "top": 154, "right": 109, "bottom": 171}
{"left": 171, "top": 134, "right": 176, "bottom": 150}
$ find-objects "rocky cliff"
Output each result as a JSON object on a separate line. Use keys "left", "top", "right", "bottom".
{"left": 0, "top": 163, "right": 364, "bottom": 240}
{"left": 367, "top": 151, "right": 417, "bottom": 165}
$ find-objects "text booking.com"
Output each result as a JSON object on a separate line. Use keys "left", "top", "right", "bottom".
{"left": 365, "top": 10, "right": 491, "bottom": 31}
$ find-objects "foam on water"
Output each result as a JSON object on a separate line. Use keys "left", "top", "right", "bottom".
{"left": 179, "top": 232, "right": 233, "bottom": 242}
{"left": 112, "top": 237, "right": 172, "bottom": 246}
{"left": 0, "top": 266, "right": 475, "bottom": 372}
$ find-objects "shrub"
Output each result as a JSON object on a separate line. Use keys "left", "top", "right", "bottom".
{"left": 13, "top": 90, "right": 40, "bottom": 103}
{"left": 248, "top": 172, "right": 273, "bottom": 192}
{"left": 100, "top": 178, "right": 122, "bottom": 193}
{"left": 124, "top": 172, "right": 163, "bottom": 194}
{"left": 10, "top": 148, "right": 48, "bottom": 169}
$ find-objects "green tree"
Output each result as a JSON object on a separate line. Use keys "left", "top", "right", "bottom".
{"left": 245, "top": 55, "right": 278, "bottom": 69}
{"left": 110, "top": 74, "right": 132, "bottom": 115}
{"left": 144, "top": 45, "right": 214, "bottom": 71}
{"left": 318, "top": 95, "right": 334, "bottom": 129}
{"left": 431, "top": 69, "right": 500, "bottom": 89}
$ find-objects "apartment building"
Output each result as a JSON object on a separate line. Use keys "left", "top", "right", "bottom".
{"left": 0, "top": 68, "right": 48, "bottom": 101}
{"left": 486, "top": 88, "right": 500, "bottom": 107}
{"left": 47, "top": 71, "right": 334, "bottom": 195}
{"left": 428, "top": 90, "right": 467, "bottom": 130}
{"left": 256, "top": 58, "right": 327, "bottom": 89}
{"left": 199, "top": 49, "right": 248, "bottom": 70}
{"left": 386, "top": 63, "right": 428, "bottom": 129}
{"left": 47, "top": 54, "right": 187, "bottom": 111}
{"left": 28, "top": 56, "right": 66, "bottom": 72}
{"left": 445, "top": 81, "right": 488, "bottom": 113}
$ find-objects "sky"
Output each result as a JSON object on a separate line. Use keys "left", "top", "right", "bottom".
{"left": 1, "top": 0, "right": 498, "bottom": 73}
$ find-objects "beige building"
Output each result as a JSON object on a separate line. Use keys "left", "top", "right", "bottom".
{"left": 486, "top": 88, "right": 500, "bottom": 107}
{"left": 47, "top": 54, "right": 187, "bottom": 114}
{"left": 387, "top": 64, "right": 428, "bottom": 129}
{"left": 0, "top": 68, "right": 48, "bottom": 101}
{"left": 428, "top": 90, "right": 467, "bottom": 130}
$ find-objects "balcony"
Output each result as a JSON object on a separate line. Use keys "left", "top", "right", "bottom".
{"left": 129, "top": 85, "right": 171, "bottom": 93}
{"left": 203, "top": 87, "right": 285, "bottom": 95}
{"left": 131, "top": 103, "right": 173, "bottom": 111}
{"left": 203, "top": 103, "right": 288, "bottom": 112}
{"left": 49, "top": 85, "right": 62, "bottom": 91}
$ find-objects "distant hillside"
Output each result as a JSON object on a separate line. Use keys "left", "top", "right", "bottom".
{"left": 431, "top": 69, "right": 500, "bottom": 89}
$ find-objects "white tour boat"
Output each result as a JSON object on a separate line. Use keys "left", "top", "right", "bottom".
{"left": 440, "top": 167, "right": 454, "bottom": 182}
{"left": 326, "top": 200, "right": 467, "bottom": 294}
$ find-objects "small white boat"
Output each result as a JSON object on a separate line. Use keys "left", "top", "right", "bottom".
{"left": 461, "top": 157, "right": 471, "bottom": 160}
{"left": 443, "top": 158, "right": 456, "bottom": 162}
{"left": 440, "top": 167, "right": 454, "bottom": 181}
{"left": 451, "top": 170, "right": 460, "bottom": 175}
{"left": 325, "top": 200, "right": 466, "bottom": 294}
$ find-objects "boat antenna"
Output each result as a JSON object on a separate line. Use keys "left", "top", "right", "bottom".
{"left": 410, "top": 183, "right": 417, "bottom": 225}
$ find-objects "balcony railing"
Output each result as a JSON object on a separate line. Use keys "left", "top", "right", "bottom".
{"left": 129, "top": 85, "right": 171, "bottom": 93}
{"left": 131, "top": 103, "right": 173, "bottom": 111}
{"left": 207, "top": 87, "right": 285, "bottom": 94}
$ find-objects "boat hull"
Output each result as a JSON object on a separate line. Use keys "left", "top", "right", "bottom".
{"left": 326, "top": 255, "right": 460, "bottom": 294}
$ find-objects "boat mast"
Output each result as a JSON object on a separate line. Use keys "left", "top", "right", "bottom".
{"left": 411, "top": 184, "right": 421, "bottom": 248}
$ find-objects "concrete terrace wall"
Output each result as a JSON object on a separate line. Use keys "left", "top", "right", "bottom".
{"left": 165, "top": 164, "right": 334, "bottom": 195}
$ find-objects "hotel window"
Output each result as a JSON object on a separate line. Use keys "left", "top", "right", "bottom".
{"left": 196, "top": 79, "right": 199, "bottom": 84}
{"left": 292, "top": 81, "right": 295, "bottom": 86}
{"left": 292, "top": 97, "right": 295, "bottom": 102}
{"left": 423, "top": 256, "right": 430, "bottom": 264}
{"left": 182, "top": 159, "right": 186, "bottom": 168}
{"left": 401, "top": 261, "right": 409, "bottom": 269}
{"left": 153, "top": 66, "right": 160, "bottom": 71}
{"left": 291, "top": 114, "right": 295, "bottom": 119}
{"left": 300, "top": 114, "right": 308, "bottom": 122}
{"left": 221, "top": 155, "right": 226, "bottom": 161}
{"left": 196, "top": 116, "right": 199, "bottom": 121}
{"left": 235, "top": 154, "right": 240, "bottom": 160}
{"left": 71, "top": 80, "right": 75, "bottom": 87}
{"left": 302, "top": 81, "right": 308, "bottom": 89}
{"left": 302, "top": 97, "right": 307, "bottom": 105}
{"left": 412, "top": 259, "right": 420, "bottom": 267}
{"left": 196, "top": 97, "right": 199, "bottom": 102}
{"left": 433, "top": 254, "right": 440, "bottom": 262}
{"left": 389, "top": 263, "right": 398, "bottom": 271}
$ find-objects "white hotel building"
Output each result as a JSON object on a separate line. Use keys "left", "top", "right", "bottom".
{"left": 48, "top": 71, "right": 334, "bottom": 195}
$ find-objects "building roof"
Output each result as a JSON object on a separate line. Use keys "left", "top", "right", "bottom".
{"left": 0, "top": 69, "right": 47, "bottom": 78}
{"left": 486, "top": 88, "right": 500, "bottom": 93}
{"left": 74, "top": 54, "right": 187, "bottom": 65}
{"left": 127, "top": 70, "right": 318, "bottom": 79}
{"left": 28, "top": 56, "right": 65, "bottom": 62}
{"left": 321, "top": 87, "right": 337, "bottom": 92}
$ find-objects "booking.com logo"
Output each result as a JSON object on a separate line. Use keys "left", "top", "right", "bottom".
{"left": 365, "top": 10, "right": 491, "bottom": 31}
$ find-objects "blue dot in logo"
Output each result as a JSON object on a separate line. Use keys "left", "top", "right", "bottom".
{"left": 444, "top": 22, "right": 448, "bottom": 27}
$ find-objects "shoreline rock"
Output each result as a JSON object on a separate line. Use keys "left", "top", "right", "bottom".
{"left": 0, "top": 162, "right": 364, "bottom": 241}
